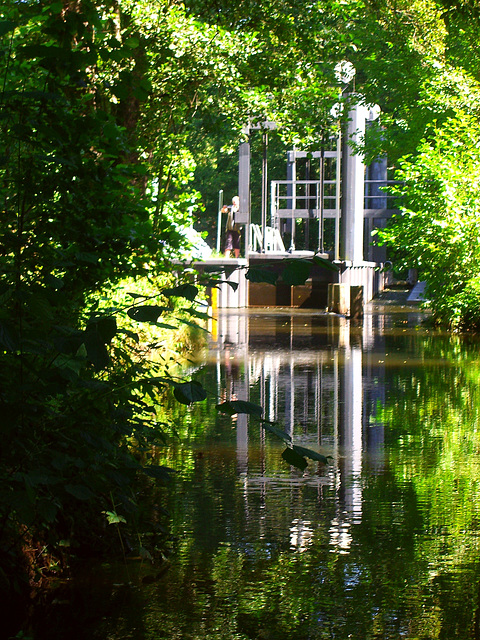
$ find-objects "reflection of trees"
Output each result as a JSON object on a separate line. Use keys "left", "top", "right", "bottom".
{"left": 369, "top": 333, "right": 480, "bottom": 638}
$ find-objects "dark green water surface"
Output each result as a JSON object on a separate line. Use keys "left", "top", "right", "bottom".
{"left": 27, "top": 302, "right": 480, "bottom": 639}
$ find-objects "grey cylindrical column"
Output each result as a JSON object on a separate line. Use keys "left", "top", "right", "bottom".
{"left": 342, "top": 103, "right": 368, "bottom": 262}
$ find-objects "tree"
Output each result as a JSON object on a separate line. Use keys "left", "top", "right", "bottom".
{"left": 0, "top": 0, "right": 191, "bottom": 600}
{"left": 377, "top": 113, "right": 480, "bottom": 327}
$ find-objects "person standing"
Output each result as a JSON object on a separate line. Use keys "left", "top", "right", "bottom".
{"left": 224, "top": 196, "right": 241, "bottom": 258}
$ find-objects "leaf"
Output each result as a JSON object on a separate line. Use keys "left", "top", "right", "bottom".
{"left": 173, "top": 381, "right": 207, "bottom": 404}
{"left": 84, "top": 332, "right": 110, "bottom": 370}
{"left": 117, "top": 328, "right": 139, "bottom": 343}
{"left": 292, "top": 445, "right": 330, "bottom": 465}
{"left": 86, "top": 316, "right": 117, "bottom": 344}
{"left": 44, "top": 274, "right": 64, "bottom": 290}
{"left": 207, "top": 279, "right": 239, "bottom": 291}
{"left": 185, "top": 308, "right": 211, "bottom": 321}
{"left": 22, "top": 471, "right": 60, "bottom": 487}
{"left": 111, "top": 81, "right": 130, "bottom": 100}
{"left": 103, "top": 510, "right": 126, "bottom": 525}
{"left": 75, "top": 252, "right": 99, "bottom": 264}
{"left": 282, "top": 447, "right": 308, "bottom": 470}
{"left": 127, "top": 305, "right": 166, "bottom": 323}
{"left": 203, "top": 266, "right": 225, "bottom": 273}
{"left": 154, "top": 322, "right": 179, "bottom": 330}
{"left": 142, "top": 465, "right": 174, "bottom": 481}
{"left": 125, "top": 36, "right": 140, "bottom": 48}
{"left": 312, "top": 255, "right": 340, "bottom": 272}
{"left": 7, "top": 491, "right": 35, "bottom": 524}
{"left": 65, "top": 484, "right": 94, "bottom": 500}
{"left": 0, "top": 321, "right": 18, "bottom": 351}
{"left": 216, "top": 400, "right": 264, "bottom": 417}
{"left": 141, "top": 376, "right": 171, "bottom": 389}
{"left": 281, "top": 259, "right": 310, "bottom": 285}
{"left": 177, "top": 318, "right": 209, "bottom": 332}
{"left": 162, "top": 283, "right": 199, "bottom": 301}
{"left": 44, "top": 3, "right": 63, "bottom": 14}
{"left": 52, "top": 352, "right": 86, "bottom": 377}
{"left": 262, "top": 422, "right": 292, "bottom": 443}
{"left": 37, "top": 498, "right": 58, "bottom": 523}
{"left": 245, "top": 267, "right": 278, "bottom": 285}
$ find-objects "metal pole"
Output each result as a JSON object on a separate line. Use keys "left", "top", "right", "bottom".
{"left": 270, "top": 181, "right": 276, "bottom": 251}
{"left": 290, "top": 151, "right": 296, "bottom": 252}
{"left": 318, "top": 134, "right": 325, "bottom": 254}
{"left": 261, "top": 131, "right": 268, "bottom": 252}
{"left": 216, "top": 189, "right": 224, "bottom": 254}
{"left": 305, "top": 158, "right": 310, "bottom": 251}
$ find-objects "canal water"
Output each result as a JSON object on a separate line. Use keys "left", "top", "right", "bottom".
{"left": 27, "top": 299, "right": 480, "bottom": 639}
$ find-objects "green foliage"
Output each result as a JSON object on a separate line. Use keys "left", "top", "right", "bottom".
{"left": 0, "top": 0, "right": 196, "bottom": 597}
{"left": 377, "top": 113, "right": 480, "bottom": 328}
{"left": 4, "top": 0, "right": 480, "bottom": 612}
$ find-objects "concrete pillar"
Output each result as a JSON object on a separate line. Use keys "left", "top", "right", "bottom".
{"left": 328, "top": 283, "right": 350, "bottom": 315}
{"left": 342, "top": 103, "right": 369, "bottom": 263}
{"left": 350, "top": 285, "right": 364, "bottom": 319}
{"left": 211, "top": 259, "right": 248, "bottom": 308}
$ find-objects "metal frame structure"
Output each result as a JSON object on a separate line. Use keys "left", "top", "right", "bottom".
{"left": 236, "top": 105, "right": 400, "bottom": 266}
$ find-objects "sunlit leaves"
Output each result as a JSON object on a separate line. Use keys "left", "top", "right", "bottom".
{"left": 103, "top": 510, "right": 127, "bottom": 525}
{"left": 379, "top": 113, "right": 480, "bottom": 327}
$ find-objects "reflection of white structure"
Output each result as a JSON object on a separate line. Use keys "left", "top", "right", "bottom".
{"left": 328, "top": 518, "right": 353, "bottom": 554}
{"left": 209, "top": 308, "right": 387, "bottom": 554}
{"left": 341, "top": 346, "right": 363, "bottom": 524}
{"left": 290, "top": 519, "right": 314, "bottom": 553}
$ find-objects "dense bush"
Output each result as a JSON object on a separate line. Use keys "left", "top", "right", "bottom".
{"left": 377, "top": 114, "right": 480, "bottom": 329}
{"left": 0, "top": 2, "right": 192, "bottom": 597}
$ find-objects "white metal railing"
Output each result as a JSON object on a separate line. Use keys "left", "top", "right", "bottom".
{"left": 271, "top": 179, "right": 339, "bottom": 253}
{"left": 269, "top": 179, "right": 401, "bottom": 256}
{"left": 271, "top": 180, "right": 339, "bottom": 218}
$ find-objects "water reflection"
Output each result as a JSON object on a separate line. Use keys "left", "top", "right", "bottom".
{"left": 28, "top": 304, "right": 480, "bottom": 639}
{"left": 153, "top": 305, "right": 480, "bottom": 640}
{"left": 207, "top": 309, "right": 412, "bottom": 552}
